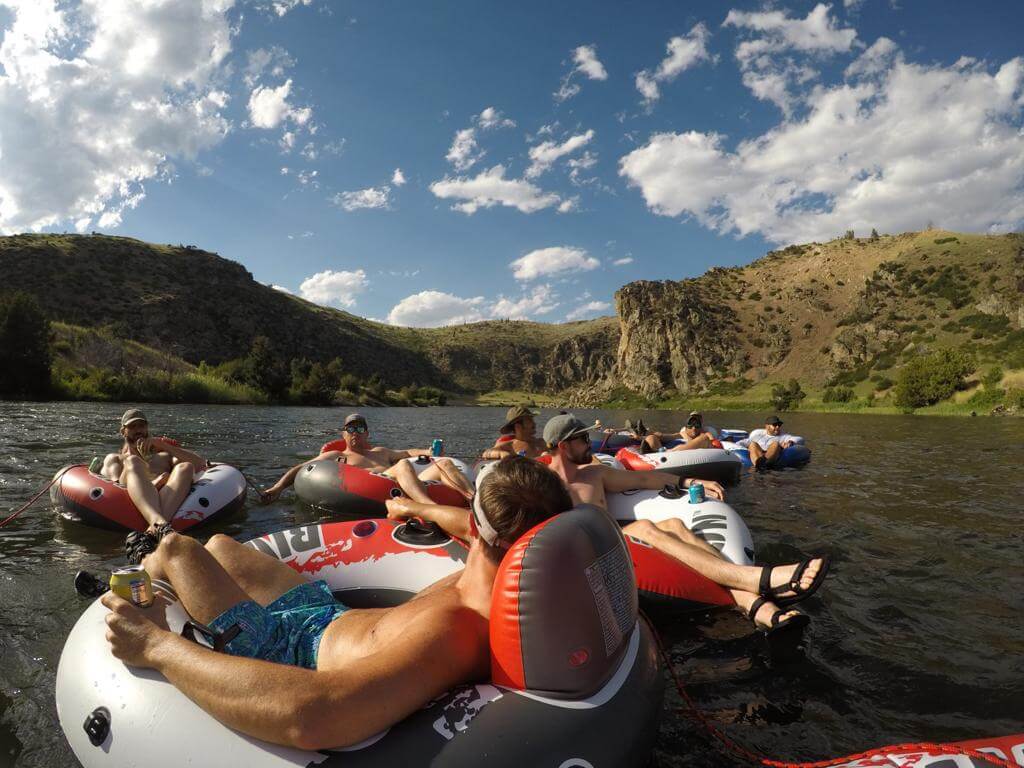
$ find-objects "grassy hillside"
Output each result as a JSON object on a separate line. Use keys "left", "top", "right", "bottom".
{"left": 0, "top": 234, "right": 614, "bottom": 395}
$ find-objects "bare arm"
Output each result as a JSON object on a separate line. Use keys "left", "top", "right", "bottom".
{"left": 152, "top": 438, "right": 206, "bottom": 471}
{"left": 386, "top": 499, "right": 472, "bottom": 540}
{"left": 101, "top": 593, "right": 485, "bottom": 750}
{"left": 262, "top": 451, "right": 341, "bottom": 502}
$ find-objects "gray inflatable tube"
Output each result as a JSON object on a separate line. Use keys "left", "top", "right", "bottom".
{"left": 57, "top": 510, "right": 663, "bottom": 768}
{"left": 615, "top": 447, "right": 743, "bottom": 485}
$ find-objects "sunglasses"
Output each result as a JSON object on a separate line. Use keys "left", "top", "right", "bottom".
{"left": 344, "top": 424, "right": 368, "bottom": 434}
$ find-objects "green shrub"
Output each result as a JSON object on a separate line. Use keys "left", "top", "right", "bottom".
{"left": 873, "top": 376, "right": 894, "bottom": 391}
{"left": 933, "top": 236, "right": 958, "bottom": 245}
{"left": 822, "top": 385, "right": 855, "bottom": 403}
{"left": 770, "top": 379, "right": 806, "bottom": 411}
{"left": 982, "top": 366, "right": 1004, "bottom": 389}
{"left": 959, "top": 313, "right": 1011, "bottom": 338}
{"left": 0, "top": 292, "right": 52, "bottom": 399}
{"left": 893, "top": 348, "right": 974, "bottom": 409}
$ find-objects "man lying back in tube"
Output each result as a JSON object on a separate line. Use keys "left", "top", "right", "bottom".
{"left": 101, "top": 456, "right": 570, "bottom": 750}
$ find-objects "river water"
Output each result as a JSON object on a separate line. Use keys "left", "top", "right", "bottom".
{"left": 1, "top": 402, "right": 1022, "bottom": 767}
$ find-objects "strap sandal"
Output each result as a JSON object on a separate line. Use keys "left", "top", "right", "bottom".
{"left": 124, "top": 530, "right": 159, "bottom": 565}
{"left": 757, "top": 555, "right": 831, "bottom": 608}
{"left": 745, "top": 596, "right": 811, "bottom": 639}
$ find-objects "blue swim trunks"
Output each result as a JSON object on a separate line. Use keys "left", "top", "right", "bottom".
{"left": 208, "top": 580, "right": 348, "bottom": 670}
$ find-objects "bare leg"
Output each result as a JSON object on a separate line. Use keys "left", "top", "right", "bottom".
{"left": 158, "top": 462, "right": 194, "bottom": 522}
{"left": 122, "top": 455, "right": 173, "bottom": 532}
{"left": 621, "top": 519, "right": 824, "bottom": 595}
{"left": 748, "top": 442, "right": 765, "bottom": 467}
{"left": 203, "top": 534, "right": 307, "bottom": 606}
{"left": 643, "top": 435, "right": 663, "bottom": 452}
{"left": 141, "top": 533, "right": 254, "bottom": 624}
{"left": 418, "top": 459, "right": 474, "bottom": 500}
{"left": 383, "top": 460, "right": 434, "bottom": 504}
{"left": 101, "top": 453, "right": 123, "bottom": 481}
{"left": 764, "top": 442, "right": 784, "bottom": 466}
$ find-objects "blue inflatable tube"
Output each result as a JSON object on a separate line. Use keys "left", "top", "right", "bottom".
{"left": 731, "top": 444, "right": 811, "bottom": 469}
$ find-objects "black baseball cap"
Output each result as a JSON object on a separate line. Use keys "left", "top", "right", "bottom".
{"left": 765, "top": 415, "right": 783, "bottom": 426}
{"left": 343, "top": 413, "right": 367, "bottom": 427}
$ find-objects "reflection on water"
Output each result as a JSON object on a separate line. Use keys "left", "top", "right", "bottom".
{"left": 1, "top": 402, "right": 1022, "bottom": 767}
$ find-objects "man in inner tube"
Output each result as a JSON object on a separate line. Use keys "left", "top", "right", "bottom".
{"left": 480, "top": 404, "right": 546, "bottom": 460}
{"left": 101, "top": 456, "right": 571, "bottom": 750}
{"left": 544, "top": 414, "right": 828, "bottom": 640}
{"left": 99, "top": 408, "right": 207, "bottom": 535}
{"left": 742, "top": 415, "right": 798, "bottom": 470}
{"left": 634, "top": 411, "right": 718, "bottom": 453}
{"left": 260, "top": 412, "right": 475, "bottom": 504}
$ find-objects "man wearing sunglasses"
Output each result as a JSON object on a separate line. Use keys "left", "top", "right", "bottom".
{"left": 101, "top": 456, "right": 571, "bottom": 750}
{"left": 543, "top": 414, "right": 825, "bottom": 639}
{"left": 260, "top": 413, "right": 474, "bottom": 504}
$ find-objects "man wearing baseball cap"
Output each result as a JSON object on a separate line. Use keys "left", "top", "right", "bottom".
{"left": 743, "top": 415, "right": 798, "bottom": 470}
{"left": 543, "top": 414, "right": 826, "bottom": 641}
{"left": 260, "top": 412, "right": 474, "bottom": 504}
{"left": 481, "top": 405, "right": 545, "bottom": 460}
{"left": 99, "top": 408, "right": 207, "bottom": 545}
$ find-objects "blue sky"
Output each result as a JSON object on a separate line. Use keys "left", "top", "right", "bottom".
{"left": 1, "top": 0, "right": 1022, "bottom": 326}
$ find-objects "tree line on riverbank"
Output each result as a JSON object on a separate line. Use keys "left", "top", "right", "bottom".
{"left": 0, "top": 292, "right": 444, "bottom": 407}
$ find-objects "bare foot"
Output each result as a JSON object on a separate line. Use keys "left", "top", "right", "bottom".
{"left": 385, "top": 497, "right": 425, "bottom": 520}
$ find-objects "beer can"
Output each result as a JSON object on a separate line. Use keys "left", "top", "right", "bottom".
{"left": 688, "top": 483, "right": 705, "bottom": 504}
{"left": 88, "top": 456, "right": 103, "bottom": 474}
{"left": 110, "top": 565, "right": 154, "bottom": 608}
{"left": 431, "top": 438, "right": 444, "bottom": 457}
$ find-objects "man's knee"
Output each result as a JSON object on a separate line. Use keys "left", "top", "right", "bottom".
{"left": 624, "top": 519, "right": 658, "bottom": 539}
{"left": 205, "top": 533, "right": 238, "bottom": 557}
{"left": 124, "top": 455, "right": 147, "bottom": 472}
{"left": 172, "top": 461, "right": 195, "bottom": 480}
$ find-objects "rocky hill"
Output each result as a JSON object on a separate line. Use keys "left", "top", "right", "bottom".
{"left": 613, "top": 230, "right": 1023, "bottom": 403}
{"left": 1, "top": 230, "right": 1020, "bottom": 405}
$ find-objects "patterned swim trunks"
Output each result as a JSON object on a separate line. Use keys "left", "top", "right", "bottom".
{"left": 208, "top": 580, "right": 348, "bottom": 669}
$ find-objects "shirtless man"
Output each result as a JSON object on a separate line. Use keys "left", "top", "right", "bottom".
{"left": 543, "top": 414, "right": 829, "bottom": 638}
{"left": 100, "top": 409, "right": 206, "bottom": 535}
{"left": 744, "top": 415, "right": 797, "bottom": 470}
{"left": 480, "top": 405, "right": 546, "bottom": 460}
{"left": 101, "top": 456, "right": 570, "bottom": 750}
{"left": 639, "top": 411, "right": 717, "bottom": 453}
{"left": 260, "top": 413, "right": 474, "bottom": 504}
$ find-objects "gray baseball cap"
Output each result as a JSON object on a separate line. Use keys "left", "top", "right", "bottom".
{"left": 120, "top": 408, "right": 148, "bottom": 427}
{"left": 543, "top": 414, "right": 598, "bottom": 448}
{"left": 343, "top": 413, "right": 367, "bottom": 427}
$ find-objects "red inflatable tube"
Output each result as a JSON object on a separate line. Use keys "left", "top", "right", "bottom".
{"left": 616, "top": 447, "right": 654, "bottom": 471}
{"left": 320, "top": 438, "right": 348, "bottom": 454}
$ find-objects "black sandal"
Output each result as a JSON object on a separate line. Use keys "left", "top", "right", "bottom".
{"left": 757, "top": 555, "right": 831, "bottom": 608}
{"left": 745, "top": 596, "right": 811, "bottom": 638}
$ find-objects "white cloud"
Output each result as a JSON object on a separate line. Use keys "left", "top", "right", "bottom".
{"left": 387, "top": 290, "right": 486, "bottom": 327}
{"left": 266, "top": 0, "right": 314, "bottom": 17}
{"left": 510, "top": 246, "right": 599, "bottom": 281}
{"left": 299, "top": 269, "right": 368, "bottom": 308}
{"left": 845, "top": 37, "right": 899, "bottom": 78}
{"left": 243, "top": 46, "right": 294, "bottom": 87}
{"left": 0, "top": 0, "right": 233, "bottom": 234}
{"left": 334, "top": 186, "right": 391, "bottom": 212}
{"left": 566, "top": 300, "right": 611, "bottom": 321}
{"left": 477, "top": 106, "right": 515, "bottom": 130}
{"left": 271, "top": 284, "right": 293, "bottom": 293}
{"left": 445, "top": 127, "right": 483, "bottom": 171}
{"left": 248, "top": 79, "right": 312, "bottom": 129}
{"left": 635, "top": 23, "right": 714, "bottom": 106}
{"left": 573, "top": 45, "right": 608, "bottom": 81}
{"left": 723, "top": 3, "right": 858, "bottom": 114}
{"left": 555, "top": 44, "right": 608, "bottom": 102}
{"left": 619, "top": 54, "right": 1024, "bottom": 244}
{"left": 391, "top": 168, "right": 407, "bottom": 186}
{"left": 612, "top": 257, "right": 634, "bottom": 266}
{"left": 526, "top": 130, "right": 595, "bottom": 178}
{"left": 491, "top": 284, "right": 559, "bottom": 319}
{"left": 430, "top": 165, "right": 562, "bottom": 214}
{"left": 556, "top": 197, "right": 579, "bottom": 214}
